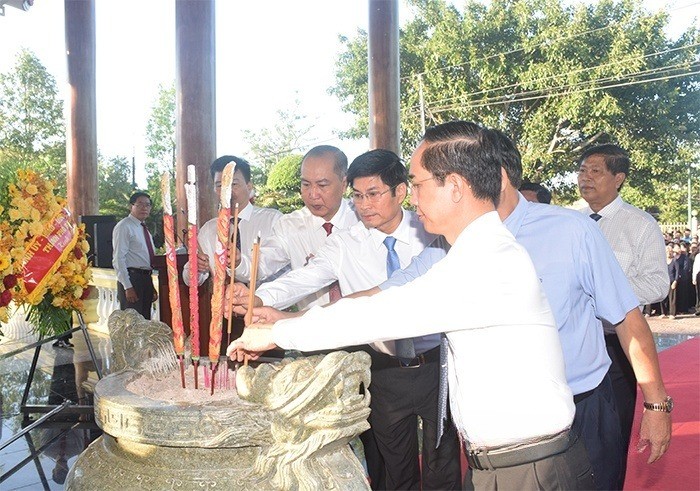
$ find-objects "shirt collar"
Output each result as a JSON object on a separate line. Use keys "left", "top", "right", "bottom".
{"left": 310, "top": 198, "right": 351, "bottom": 231}
{"left": 594, "top": 195, "right": 623, "bottom": 219}
{"left": 127, "top": 214, "right": 144, "bottom": 225}
{"left": 369, "top": 209, "right": 410, "bottom": 249}
{"left": 237, "top": 202, "right": 253, "bottom": 222}
{"left": 503, "top": 193, "right": 529, "bottom": 237}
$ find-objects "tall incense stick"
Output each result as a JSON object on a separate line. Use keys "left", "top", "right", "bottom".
{"left": 161, "top": 172, "right": 186, "bottom": 388}
{"left": 225, "top": 202, "right": 240, "bottom": 355}
{"left": 208, "top": 162, "right": 235, "bottom": 395}
{"left": 185, "top": 165, "right": 200, "bottom": 388}
{"left": 243, "top": 233, "right": 261, "bottom": 366}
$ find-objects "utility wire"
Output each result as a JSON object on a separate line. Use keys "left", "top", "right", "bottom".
{"left": 416, "top": 42, "right": 699, "bottom": 107}
{"left": 426, "top": 69, "right": 700, "bottom": 113}
{"left": 400, "top": 1, "right": 700, "bottom": 82}
{"left": 421, "top": 60, "right": 699, "bottom": 112}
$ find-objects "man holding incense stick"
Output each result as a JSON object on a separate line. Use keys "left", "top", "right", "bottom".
{"left": 230, "top": 125, "right": 597, "bottom": 490}
{"left": 183, "top": 156, "right": 287, "bottom": 289}
{"left": 262, "top": 145, "right": 359, "bottom": 310}
{"left": 230, "top": 149, "right": 462, "bottom": 490}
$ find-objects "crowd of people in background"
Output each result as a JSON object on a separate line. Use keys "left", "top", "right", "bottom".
{"left": 645, "top": 228, "right": 700, "bottom": 319}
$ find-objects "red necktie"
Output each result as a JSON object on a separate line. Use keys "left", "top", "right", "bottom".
{"left": 322, "top": 222, "right": 342, "bottom": 303}
{"left": 142, "top": 222, "right": 155, "bottom": 266}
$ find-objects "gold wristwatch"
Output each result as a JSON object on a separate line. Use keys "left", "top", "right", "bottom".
{"left": 643, "top": 396, "right": 673, "bottom": 413}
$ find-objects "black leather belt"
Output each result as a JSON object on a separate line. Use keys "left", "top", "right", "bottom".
{"left": 369, "top": 345, "right": 440, "bottom": 370}
{"left": 127, "top": 268, "right": 152, "bottom": 275}
{"left": 573, "top": 388, "right": 595, "bottom": 404}
{"left": 465, "top": 428, "right": 575, "bottom": 470}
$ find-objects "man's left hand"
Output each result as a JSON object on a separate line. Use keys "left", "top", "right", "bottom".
{"left": 637, "top": 409, "right": 672, "bottom": 463}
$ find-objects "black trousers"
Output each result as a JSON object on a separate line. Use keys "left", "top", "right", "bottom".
{"left": 573, "top": 374, "right": 623, "bottom": 490}
{"left": 367, "top": 351, "right": 462, "bottom": 490}
{"left": 117, "top": 269, "right": 154, "bottom": 320}
{"left": 605, "top": 334, "right": 637, "bottom": 489}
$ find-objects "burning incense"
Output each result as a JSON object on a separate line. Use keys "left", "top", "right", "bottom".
{"left": 208, "top": 162, "right": 235, "bottom": 395}
{"left": 161, "top": 172, "right": 186, "bottom": 388}
{"left": 185, "top": 165, "right": 200, "bottom": 388}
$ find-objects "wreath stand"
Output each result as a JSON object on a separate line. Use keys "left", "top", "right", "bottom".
{"left": 0, "top": 312, "right": 102, "bottom": 485}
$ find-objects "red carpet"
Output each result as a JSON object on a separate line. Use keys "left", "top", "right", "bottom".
{"left": 624, "top": 337, "right": 700, "bottom": 491}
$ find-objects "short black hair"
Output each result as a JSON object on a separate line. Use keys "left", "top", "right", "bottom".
{"left": 520, "top": 181, "right": 552, "bottom": 204}
{"left": 421, "top": 121, "right": 510, "bottom": 206}
{"left": 578, "top": 144, "right": 630, "bottom": 177}
{"left": 346, "top": 149, "right": 408, "bottom": 192}
{"left": 129, "top": 191, "right": 151, "bottom": 205}
{"left": 302, "top": 145, "right": 348, "bottom": 179}
{"left": 210, "top": 155, "right": 251, "bottom": 183}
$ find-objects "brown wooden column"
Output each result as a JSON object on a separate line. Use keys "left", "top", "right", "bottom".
{"left": 368, "top": 0, "right": 400, "bottom": 155}
{"left": 175, "top": 0, "right": 217, "bottom": 231}
{"left": 65, "top": 0, "right": 98, "bottom": 218}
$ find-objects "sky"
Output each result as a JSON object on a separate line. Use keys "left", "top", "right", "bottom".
{"left": 0, "top": 0, "right": 697, "bottom": 187}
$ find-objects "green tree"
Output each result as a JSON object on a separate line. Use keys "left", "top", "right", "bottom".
{"left": 332, "top": 0, "right": 700, "bottom": 217}
{"left": 256, "top": 153, "right": 304, "bottom": 213}
{"left": 0, "top": 49, "right": 66, "bottom": 209}
{"left": 144, "top": 83, "right": 176, "bottom": 248}
{"left": 243, "top": 97, "right": 314, "bottom": 184}
{"left": 98, "top": 155, "right": 135, "bottom": 218}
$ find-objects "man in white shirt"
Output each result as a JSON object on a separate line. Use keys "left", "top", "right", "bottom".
{"left": 112, "top": 191, "right": 157, "bottom": 320}
{"left": 264, "top": 145, "right": 359, "bottom": 310}
{"left": 577, "top": 144, "right": 668, "bottom": 486}
{"left": 229, "top": 126, "right": 596, "bottom": 490}
{"left": 231, "top": 150, "right": 462, "bottom": 490}
{"left": 183, "top": 156, "right": 286, "bottom": 286}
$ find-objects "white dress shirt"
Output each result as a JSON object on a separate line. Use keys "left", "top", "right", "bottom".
{"left": 581, "top": 196, "right": 668, "bottom": 308}
{"left": 266, "top": 199, "right": 359, "bottom": 309}
{"left": 256, "top": 209, "right": 437, "bottom": 355}
{"left": 183, "top": 204, "right": 285, "bottom": 286}
{"left": 112, "top": 214, "right": 155, "bottom": 289}
{"left": 273, "top": 212, "right": 574, "bottom": 448}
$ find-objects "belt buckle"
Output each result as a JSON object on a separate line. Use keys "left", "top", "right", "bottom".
{"left": 399, "top": 353, "right": 425, "bottom": 368}
{"left": 467, "top": 448, "right": 485, "bottom": 470}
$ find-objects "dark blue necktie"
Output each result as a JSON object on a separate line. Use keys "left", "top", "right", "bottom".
{"left": 590, "top": 213, "right": 602, "bottom": 222}
{"left": 383, "top": 236, "right": 416, "bottom": 361}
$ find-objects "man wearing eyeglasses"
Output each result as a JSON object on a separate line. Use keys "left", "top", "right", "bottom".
{"left": 230, "top": 149, "right": 462, "bottom": 490}
{"left": 112, "top": 191, "right": 158, "bottom": 319}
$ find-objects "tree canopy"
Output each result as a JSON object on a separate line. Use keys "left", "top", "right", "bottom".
{"left": 0, "top": 49, "right": 66, "bottom": 210}
{"left": 332, "top": 0, "right": 700, "bottom": 218}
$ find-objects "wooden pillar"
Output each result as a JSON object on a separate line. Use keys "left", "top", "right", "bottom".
{"left": 368, "top": 0, "right": 400, "bottom": 155}
{"left": 65, "top": 0, "right": 98, "bottom": 218}
{"left": 175, "top": 0, "right": 217, "bottom": 232}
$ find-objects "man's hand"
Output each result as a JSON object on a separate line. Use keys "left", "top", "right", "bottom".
{"left": 196, "top": 251, "right": 210, "bottom": 273}
{"left": 637, "top": 409, "right": 672, "bottom": 463}
{"left": 224, "top": 283, "right": 263, "bottom": 318}
{"left": 125, "top": 287, "right": 138, "bottom": 303}
{"left": 247, "top": 306, "right": 303, "bottom": 324}
{"left": 671, "top": 280, "right": 677, "bottom": 290}
{"left": 226, "top": 323, "right": 276, "bottom": 362}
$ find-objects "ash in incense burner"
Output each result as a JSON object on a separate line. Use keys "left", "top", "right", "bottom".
{"left": 66, "top": 310, "right": 372, "bottom": 490}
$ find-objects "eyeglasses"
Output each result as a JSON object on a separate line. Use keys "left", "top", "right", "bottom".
{"left": 351, "top": 186, "right": 396, "bottom": 203}
{"left": 408, "top": 176, "right": 438, "bottom": 194}
{"left": 133, "top": 202, "right": 152, "bottom": 209}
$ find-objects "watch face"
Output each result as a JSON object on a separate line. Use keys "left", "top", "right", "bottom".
{"left": 666, "top": 397, "right": 674, "bottom": 412}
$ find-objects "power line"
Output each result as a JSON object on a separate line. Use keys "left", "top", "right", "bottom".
{"left": 417, "top": 42, "right": 699, "bottom": 108}
{"left": 426, "top": 69, "right": 700, "bottom": 114}
{"left": 422, "top": 60, "right": 698, "bottom": 112}
{"left": 400, "top": 1, "right": 700, "bottom": 82}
